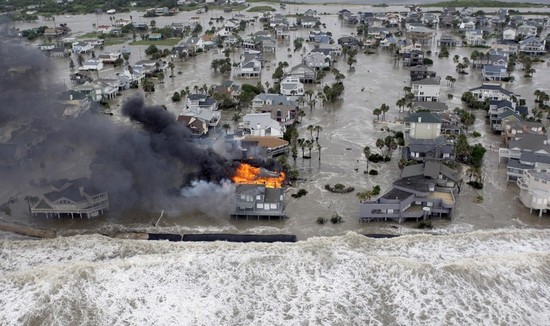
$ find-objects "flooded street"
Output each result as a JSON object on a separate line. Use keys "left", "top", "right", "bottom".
{"left": 5, "top": 3, "right": 550, "bottom": 239}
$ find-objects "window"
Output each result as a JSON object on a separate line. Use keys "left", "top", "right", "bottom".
{"left": 256, "top": 203, "right": 264, "bottom": 209}
{"left": 256, "top": 195, "right": 262, "bottom": 200}
{"left": 270, "top": 204, "right": 278, "bottom": 210}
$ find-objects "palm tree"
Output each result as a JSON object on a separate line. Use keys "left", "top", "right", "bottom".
{"left": 291, "top": 141, "right": 298, "bottom": 162}
{"left": 307, "top": 125, "right": 314, "bottom": 140}
{"left": 449, "top": 77, "right": 456, "bottom": 87}
{"left": 380, "top": 103, "right": 389, "bottom": 121}
{"left": 376, "top": 138, "right": 385, "bottom": 155}
{"left": 305, "top": 139, "right": 314, "bottom": 158}
{"left": 297, "top": 109, "right": 306, "bottom": 123}
{"left": 142, "top": 78, "right": 155, "bottom": 94}
{"left": 385, "top": 137, "right": 398, "bottom": 158}
{"left": 313, "top": 125, "right": 323, "bottom": 142}
{"left": 222, "top": 123, "right": 230, "bottom": 134}
{"left": 363, "top": 145, "right": 371, "bottom": 171}
{"left": 356, "top": 190, "right": 372, "bottom": 203}
{"left": 317, "top": 142, "right": 322, "bottom": 161}
{"left": 157, "top": 72, "right": 164, "bottom": 83}
{"left": 297, "top": 138, "right": 306, "bottom": 158}
{"left": 373, "top": 108, "right": 382, "bottom": 121}
{"left": 456, "top": 62, "right": 467, "bottom": 74}
{"left": 317, "top": 92, "right": 327, "bottom": 108}
{"left": 305, "top": 89, "right": 314, "bottom": 103}
{"left": 168, "top": 61, "right": 175, "bottom": 77}
{"left": 69, "top": 58, "right": 75, "bottom": 70}
{"left": 396, "top": 98, "right": 406, "bottom": 113}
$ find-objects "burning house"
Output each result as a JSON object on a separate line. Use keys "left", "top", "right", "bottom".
{"left": 230, "top": 163, "right": 287, "bottom": 220}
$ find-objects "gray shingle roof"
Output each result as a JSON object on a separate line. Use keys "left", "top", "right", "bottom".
{"left": 404, "top": 112, "right": 441, "bottom": 123}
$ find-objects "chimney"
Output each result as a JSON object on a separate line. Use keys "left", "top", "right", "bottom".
{"left": 69, "top": 94, "right": 73, "bottom": 100}
{"left": 418, "top": 116, "right": 422, "bottom": 123}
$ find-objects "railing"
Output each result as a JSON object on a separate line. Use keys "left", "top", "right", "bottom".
{"left": 31, "top": 200, "right": 109, "bottom": 215}
{"left": 32, "top": 194, "right": 109, "bottom": 215}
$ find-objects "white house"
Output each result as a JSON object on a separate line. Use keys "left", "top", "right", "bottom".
{"left": 404, "top": 112, "right": 442, "bottom": 141}
{"left": 503, "top": 28, "right": 517, "bottom": 41}
{"left": 79, "top": 59, "right": 104, "bottom": 71}
{"left": 186, "top": 94, "right": 218, "bottom": 111}
{"left": 482, "top": 64, "right": 509, "bottom": 81}
{"left": 517, "top": 169, "right": 550, "bottom": 216}
{"left": 519, "top": 37, "right": 546, "bottom": 55}
{"left": 236, "top": 53, "right": 262, "bottom": 78}
{"left": 242, "top": 113, "right": 284, "bottom": 137}
{"left": 252, "top": 93, "right": 296, "bottom": 110}
{"left": 459, "top": 21, "right": 476, "bottom": 31}
{"left": 97, "top": 52, "right": 122, "bottom": 64}
{"left": 280, "top": 76, "right": 304, "bottom": 96}
{"left": 469, "top": 84, "right": 515, "bottom": 102}
{"left": 72, "top": 41, "right": 94, "bottom": 54}
{"left": 465, "top": 29, "right": 485, "bottom": 46}
{"left": 304, "top": 51, "right": 331, "bottom": 69}
{"left": 412, "top": 77, "right": 441, "bottom": 102}
{"left": 517, "top": 24, "right": 537, "bottom": 38}
{"left": 180, "top": 107, "right": 220, "bottom": 128}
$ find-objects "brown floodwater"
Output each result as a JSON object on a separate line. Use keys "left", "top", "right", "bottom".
{"left": 5, "top": 3, "right": 550, "bottom": 239}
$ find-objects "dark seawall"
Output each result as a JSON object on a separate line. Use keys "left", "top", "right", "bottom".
{"left": 149, "top": 233, "right": 298, "bottom": 243}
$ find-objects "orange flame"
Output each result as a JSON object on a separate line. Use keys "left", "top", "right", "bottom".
{"left": 231, "top": 163, "right": 285, "bottom": 188}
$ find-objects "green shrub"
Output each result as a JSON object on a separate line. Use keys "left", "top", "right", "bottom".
{"left": 471, "top": 131, "right": 481, "bottom": 138}
{"left": 172, "top": 92, "right": 181, "bottom": 102}
{"left": 417, "top": 220, "right": 432, "bottom": 229}
{"left": 316, "top": 216, "right": 328, "bottom": 224}
{"left": 368, "top": 169, "right": 378, "bottom": 175}
{"left": 325, "top": 184, "right": 354, "bottom": 193}
{"left": 291, "top": 189, "right": 308, "bottom": 198}
{"left": 467, "top": 181, "right": 483, "bottom": 189}
{"left": 330, "top": 214, "right": 344, "bottom": 224}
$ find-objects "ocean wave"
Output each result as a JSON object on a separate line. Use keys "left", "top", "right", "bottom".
{"left": 1, "top": 229, "right": 550, "bottom": 325}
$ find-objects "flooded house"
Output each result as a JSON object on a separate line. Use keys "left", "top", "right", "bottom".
{"left": 359, "top": 160, "right": 457, "bottom": 223}
{"left": 30, "top": 178, "right": 109, "bottom": 219}
{"left": 231, "top": 184, "right": 286, "bottom": 220}
{"left": 402, "top": 112, "right": 455, "bottom": 162}
{"left": 517, "top": 169, "right": 550, "bottom": 217}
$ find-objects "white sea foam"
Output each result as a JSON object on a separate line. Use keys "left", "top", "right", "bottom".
{"left": 1, "top": 229, "right": 550, "bottom": 325}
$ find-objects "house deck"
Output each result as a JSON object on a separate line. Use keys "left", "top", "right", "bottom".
{"left": 230, "top": 211, "right": 287, "bottom": 221}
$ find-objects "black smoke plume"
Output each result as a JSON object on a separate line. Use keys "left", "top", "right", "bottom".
{"left": 121, "top": 96, "right": 234, "bottom": 183}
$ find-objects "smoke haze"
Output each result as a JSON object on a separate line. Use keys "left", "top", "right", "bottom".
{"left": 0, "top": 21, "right": 237, "bottom": 217}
